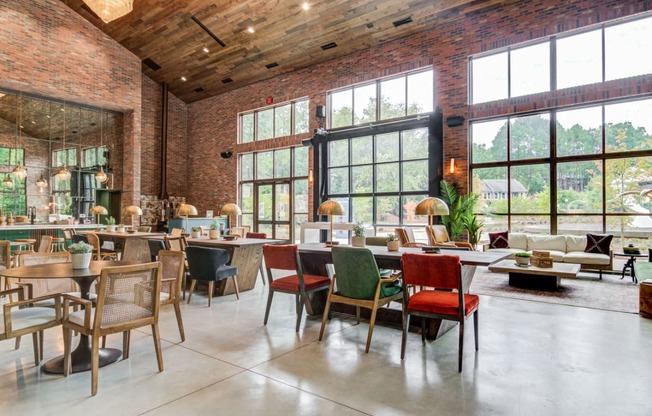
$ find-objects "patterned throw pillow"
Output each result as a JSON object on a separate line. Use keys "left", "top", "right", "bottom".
{"left": 489, "top": 231, "right": 509, "bottom": 249}
{"left": 584, "top": 234, "right": 613, "bottom": 254}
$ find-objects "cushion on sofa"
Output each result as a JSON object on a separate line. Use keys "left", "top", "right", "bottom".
{"left": 508, "top": 233, "right": 528, "bottom": 250}
{"left": 489, "top": 231, "right": 509, "bottom": 249}
{"left": 527, "top": 234, "right": 566, "bottom": 252}
{"left": 585, "top": 234, "right": 613, "bottom": 254}
{"left": 563, "top": 251, "right": 611, "bottom": 265}
{"left": 566, "top": 235, "right": 587, "bottom": 252}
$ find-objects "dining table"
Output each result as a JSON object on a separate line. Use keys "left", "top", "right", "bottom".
{"left": 0, "top": 260, "right": 140, "bottom": 374}
{"left": 297, "top": 243, "right": 510, "bottom": 339}
{"left": 81, "top": 230, "right": 166, "bottom": 261}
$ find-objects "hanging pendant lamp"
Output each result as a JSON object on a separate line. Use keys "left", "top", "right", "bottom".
{"left": 12, "top": 92, "right": 27, "bottom": 182}
{"left": 56, "top": 102, "right": 71, "bottom": 181}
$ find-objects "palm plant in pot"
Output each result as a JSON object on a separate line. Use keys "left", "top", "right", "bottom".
{"left": 351, "top": 222, "right": 366, "bottom": 247}
{"left": 69, "top": 241, "right": 93, "bottom": 269}
{"left": 209, "top": 220, "right": 220, "bottom": 239}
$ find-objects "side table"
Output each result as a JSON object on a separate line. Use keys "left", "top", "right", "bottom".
{"left": 614, "top": 252, "right": 647, "bottom": 283}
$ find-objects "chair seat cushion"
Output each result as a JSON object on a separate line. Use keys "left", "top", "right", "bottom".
{"left": 216, "top": 265, "right": 238, "bottom": 280}
{"left": 68, "top": 303, "right": 153, "bottom": 327}
{"left": 0, "top": 307, "right": 58, "bottom": 335}
{"left": 408, "top": 290, "right": 479, "bottom": 317}
{"left": 270, "top": 274, "right": 330, "bottom": 293}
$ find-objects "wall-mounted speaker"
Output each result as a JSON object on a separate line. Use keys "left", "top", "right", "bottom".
{"left": 220, "top": 151, "right": 233, "bottom": 159}
{"left": 316, "top": 105, "right": 326, "bottom": 119}
{"left": 446, "top": 115, "right": 465, "bottom": 127}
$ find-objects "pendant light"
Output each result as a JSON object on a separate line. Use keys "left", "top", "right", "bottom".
{"left": 11, "top": 92, "right": 27, "bottom": 181}
{"left": 36, "top": 175, "right": 48, "bottom": 189}
{"left": 55, "top": 102, "right": 71, "bottom": 181}
{"left": 95, "top": 109, "right": 108, "bottom": 183}
{"left": 2, "top": 175, "right": 14, "bottom": 189}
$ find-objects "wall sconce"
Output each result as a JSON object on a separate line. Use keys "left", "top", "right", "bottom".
{"left": 308, "top": 169, "right": 314, "bottom": 183}
{"left": 449, "top": 158, "right": 456, "bottom": 174}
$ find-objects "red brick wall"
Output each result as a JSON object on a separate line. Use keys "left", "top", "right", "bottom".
{"left": 185, "top": 0, "right": 651, "bottom": 209}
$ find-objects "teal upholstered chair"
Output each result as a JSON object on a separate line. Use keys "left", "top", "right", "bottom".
{"left": 319, "top": 246, "right": 403, "bottom": 353}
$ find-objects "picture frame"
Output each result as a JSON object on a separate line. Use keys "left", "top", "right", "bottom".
{"left": 206, "top": 210, "right": 213, "bottom": 218}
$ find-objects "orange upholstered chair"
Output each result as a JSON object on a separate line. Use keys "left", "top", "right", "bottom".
{"left": 400, "top": 253, "right": 479, "bottom": 372}
{"left": 262, "top": 244, "right": 330, "bottom": 332}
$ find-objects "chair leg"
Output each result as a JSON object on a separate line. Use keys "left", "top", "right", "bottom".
{"left": 232, "top": 275, "right": 240, "bottom": 300}
{"left": 123, "top": 330, "right": 131, "bottom": 359}
{"left": 259, "top": 263, "right": 266, "bottom": 285}
{"left": 151, "top": 324, "right": 164, "bottom": 372}
{"left": 182, "top": 273, "right": 187, "bottom": 300}
{"left": 474, "top": 310, "right": 479, "bottom": 351}
{"left": 207, "top": 281, "right": 215, "bottom": 307}
{"left": 263, "top": 290, "right": 274, "bottom": 325}
{"left": 356, "top": 306, "right": 360, "bottom": 324}
{"left": 173, "top": 301, "right": 185, "bottom": 342}
{"left": 401, "top": 313, "right": 411, "bottom": 360}
{"left": 14, "top": 336, "right": 21, "bottom": 350}
{"left": 31, "top": 332, "right": 40, "bottom": 366}
{"left": 187, "top": 279, "right": 197, "bottom": 304}
{"left": 319, "top": 297, "right": 333, "bottom": 341}
{"left": 458, "top": 320, "right": 465, "bottom": 373}
{"left": 365, "top": 305, "right": 379, "bottom": 353}
{"left": 295, "top": 294, "right": 304, "bottom": 332}
{"left": 421, "top": 318, "right": 427, "bottom": 343}
{"left": 91, "top": 333, "right": 100, "bottom": 396}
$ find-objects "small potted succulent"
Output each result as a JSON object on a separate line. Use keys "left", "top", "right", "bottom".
{"left": 116, "top": 223, "right": 126, "bottom": 233}
{"left": 209, "top": 220, "right": 220, "bottom": 239}
{"left": 386, "top": 233, "right": 399, "bottom": 252}
{"left": 105, "top": 216, "right": 116, "bottom": 232}
{"left": 352, "top": 223, "right": 366, "bottom": 247}
{"left": 69, "top": 241, "right": 93, "bottom": 269}
{"left": 191, "top": 226, "right": 202, "bottom": 239}
{"left": 514, "top": 252, "right": 531, "bottom": 266}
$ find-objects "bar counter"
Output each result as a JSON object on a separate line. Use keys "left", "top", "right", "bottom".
{"left": 0, "top": 223, "right": 103, "bottom": 241}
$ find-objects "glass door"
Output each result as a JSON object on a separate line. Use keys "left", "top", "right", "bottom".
{"left": 256, "top": 181, "right": 291, "bottom": 240}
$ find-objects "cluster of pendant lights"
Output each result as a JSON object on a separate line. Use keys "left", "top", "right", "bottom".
{"left": 4, "top": 95, "right": 109, "bottom": 190}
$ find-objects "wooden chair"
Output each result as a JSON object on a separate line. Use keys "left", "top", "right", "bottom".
{"left": 185, "top": 246, "right": 239, "bottom": 307}
{"left": 199, "top": 226, "right": 209, "bottom": 236}
{"left": 86, "top": 232, "right": 119, "bottom": 260}
{"left": 137, "top": 226, "right": 152, "bottom": 233}
{"left": 157, "top": 250, "right": 186, "bottom": 342}
{"left": 425, "top": 225, "right": 473, "bottom": 250}
{"left": 170, "top": 227, "right": 183, "bottom": 237}
{"left": 0, "top": 240, "right": 11, "bottom": 288}
{"left": 62, "top": 262, "right": 164, "bottom": 396}
{"left": 400, "top": 253, "right": 479, "bottom": 372}
{"left": 164, "top": 235, "right": 189, "bottom": 299}
{"left": 62, "top": 228, "right": 76, "bottom": 249}
{"left": 0, "top": 287, "right": 62, "bottom": 366}
{"left": 262, "top": 244, "right": 330, "bottom": 332}
{"left": 38, "top": 235, "right": 53, "bottom": 253}
{"left": 395, "top": 227, "right": 426, "bottom": 248}
{"left": 246, "top": 232, "right": 267, "bottom": 285}
{"left": 319, "top": 246, "right": 403, "bottom": 352}
{"left": 229, "top": 227, "right": 245, "bottom": 237}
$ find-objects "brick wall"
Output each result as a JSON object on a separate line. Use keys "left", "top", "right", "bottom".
{"left": 185, "top": 0, "right": 651, "bottom": 210}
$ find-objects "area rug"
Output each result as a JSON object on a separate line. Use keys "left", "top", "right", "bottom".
{"left": 470, "top": 266, "right": 639, "bottom": 314}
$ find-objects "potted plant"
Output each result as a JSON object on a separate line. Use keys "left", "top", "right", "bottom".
{"left": 209, "top": 220, "right": 220, "bottom": 239}
{"left": 440, "top": 180, "right": 480, "bottom": 241}
{"left": 69, "top": 241, "right": 93, "bottom": 269}
{"left": 105, "top": 216, "right": 116, "bottom": 232}
{"left": 514, "top": 252, "right": 531, "bottom": 266}
{"left": 462, "top": 212, "right": 484, "bottom": 250}
{"left": 352, "top": 223, "right": 366, "bottom": 247}
{"left": 386, "top": 233, "right": 399, "bottom": 252}
{"left": 191, "top": 226, "right": 201, "bottom": 239}
{"left": 116, "top": 223, "right": 126, "bottom": 233}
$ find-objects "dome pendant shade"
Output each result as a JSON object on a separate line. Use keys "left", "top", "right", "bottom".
{"left": 95, "top": 166, "right": 108, "bottom": 183}
{"left": 56, "top": 167, "right": 71, "bottom": 181}
{"left": 84, "top": 0, "right": 134, "bottom": 23}
{"left": 12, "top": 165, "right": 27, "bottom": 181}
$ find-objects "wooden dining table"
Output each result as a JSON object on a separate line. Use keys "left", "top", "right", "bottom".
{"left": 81, "top": 230, "right": 166, "bottom": 261}
{"left": 0, "top": 260, "right": 140, "bottom": 374}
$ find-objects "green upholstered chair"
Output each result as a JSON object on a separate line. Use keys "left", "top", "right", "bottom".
{"left": 319, "top": 246, "right": 403, "bottom": 353}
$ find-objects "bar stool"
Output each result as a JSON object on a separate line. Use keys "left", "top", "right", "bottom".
{"left": 14, "top": 238, "right": 36, "bottom": 251}
{"left": 51, "top": 237, "right": 66, "bottom": 252}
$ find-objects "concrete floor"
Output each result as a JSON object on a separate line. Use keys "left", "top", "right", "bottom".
{"left": 1, "top": 273, "right": 651, "bottom": 416}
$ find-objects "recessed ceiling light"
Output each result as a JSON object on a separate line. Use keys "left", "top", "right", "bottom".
{"left": 302, "top": 2, "right": 310, "bottom": 11}
{"left": 202, "top": 47, "right": 209, "bottom": 53}
{"left": 247, "top": 26, "right": 255, "bottom": 34}
{"left": 181, "top": 76, "right": 187, "bottom": 81}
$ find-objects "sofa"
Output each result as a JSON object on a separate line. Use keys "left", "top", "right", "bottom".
{"left": 483, "top": 233, "right": 613, "bottom": 278}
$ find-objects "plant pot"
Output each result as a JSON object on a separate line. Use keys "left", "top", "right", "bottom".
{"left": 515, "top": 256, "right": 530, "bottom": 266}
{"left": 106, "top": 225, "right": 116, "bottom": 232}
{"left": 117, "top": 226, "right": 126, "bottom": 233}
{"left": 209, "top": 229, "right": 220, "bottom": 239}
{"left": 387, "top": 240, "right": 399, "bottom": 252}
{"left": 351, "top": 236, "right": 366, "bottom": 247}
{"left": 191, "top": 231, "right": 201, "bottom": 239}
{"left": 71, "top": 252, "right": 92, "bottom": 269}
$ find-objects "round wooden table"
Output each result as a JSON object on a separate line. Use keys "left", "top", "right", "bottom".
{"left": 0, "top": 260, "right": 139, "bottom": 374}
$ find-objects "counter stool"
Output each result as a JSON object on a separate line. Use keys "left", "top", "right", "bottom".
{"left": 14, "top": 238, "right": 36, "bottom": 251}
{"left": 51, "top": 237, "right": 66, "bottom": 252}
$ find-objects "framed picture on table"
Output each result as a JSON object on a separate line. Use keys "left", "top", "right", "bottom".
{"left": 206, "top": 210, "right": 214, "bottom": 218}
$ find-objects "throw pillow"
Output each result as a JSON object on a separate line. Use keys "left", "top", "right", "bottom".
{"left": 489, "top": 231, "right": 509, "bottom": 249}
{"left": 585, "top": 234, "right": 613, "bottom": 254}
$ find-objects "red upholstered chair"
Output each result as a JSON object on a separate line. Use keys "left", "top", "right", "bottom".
{"left": 247, "top": 232, "right": 268, "bottom": 285}
{"left": 400, "top": 253, "right": 479, "bottom": 372}
{"left": 262, "top": 244, "right": 330, "bottom": 332}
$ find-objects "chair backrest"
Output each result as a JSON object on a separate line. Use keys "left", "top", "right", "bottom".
{"left": 157, "top": 250, "right": 185, "bottom": 301}
{"left": 199, "top": 225, "right": 209, "bottom": 236}
{"left": 38, "top": 235, "right": 53, "bottom": 253}
{"left": 395, "top": 227, "right": 409, "bottom": 245}
{"left": 401, "top": 253, "right": 461, "bottom": 290}
{"left": 426, "top": 225, "right": 451, "bottom": 245}
{"left": 19, "top": 252, "right": 73, "bottom": 297}
{"left": 94, "top": 262, "right": 162, "bottom": 332}
{"left": 365, "top": 236, "right": 387, "bottom": 246}
{"left": 185, "top": 246, "right": 231, "bottom": 282}
{"left": 331, "top": 246, "right": 382, "bottom": 300}
{"left": 246, "top": 232, "right": 267, "bottom": 239}
{"left": 148, "top": 239, "right": 166, "bottom": 261}
{"left": 72, "top": 234, "right": 89, "bottom": 244}
{"left": 0, "top": 240, "right": 10, "bottom": 269}
{"left": 164, "top": 235, "right": 187, "bottom": 252}
{"left": 170, "top": 227, "right": 183, "bottom": 237}
{"left": 262, "top": 244, "right": 299, "bottom": 271}
{"left": 138, "top": 226, "right": 152, "bottom": 233}
{"left": 85, "top": 233, "right": 102, "bottom": 257}
{"left": 230, "top": 227, "right": 245, "bottom": 237}
{"left": 62, "top": 228, "right": 75, "bottom": 239}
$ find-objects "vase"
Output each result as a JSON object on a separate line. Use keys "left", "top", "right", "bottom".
{"left": 387, "top": 240, "right": 399, "bottom": 252}
{"left": 106, "top": 225, "right": 116, "bottom": 232}
{"left": 515, "top": 256, "right": 530, "bottom": 266}
{"left": 117, "top": 226, "right": 126, "bottom": 233}
{"left": 71, "top": 252, "right": 92, "bottom": 269}
{"left": 351, "top": 236, "right": 366, "bottom": 247}
{"left": 191, "top": 231, "right": 201, "bottom": 238}
{"left": 209, "top": 229, "right": 220, "bottom": 239}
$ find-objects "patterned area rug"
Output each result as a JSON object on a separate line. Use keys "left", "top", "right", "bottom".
{"left": 470, "top": 266, "right": 639, "bottom": 314}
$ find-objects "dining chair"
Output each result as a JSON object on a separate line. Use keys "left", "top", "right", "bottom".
{"left": 0, "top": 240, "right": 10, "bottom": 286}
{"left": 246, "top": 232, "right": 267, "bottom": 285}
{"left": 62, "top": 228, "right": 76, "bottom": 249}
{"left": 86, "top": 232, "right": 119, "bottom": 260}
{"left": 137, "top": 226, "right": 152, "bottom": 233}
{"left": 199, "top": 225, "right": 209, "bottom": 236}
{"left": 170, "top": 227, "right": 183, "bottom": 237}
{"left": 62, "top": 262, "right": 164, "bottom": 396}
{"left": 319, "top": 246, "right": 403, "bottom": 353}
{"left": 400, "top": 253, "right": 479, "bottom": 372}
{"left": 185, "top": 246, "right": 239, "bottom": 307}
{"left": 0, "top": 286, "right": 62, "bottom": 366}
{"left": 38, "top": 235, "right": 54, "bottom": 253}
{"left": 157, "top": 250, "right": 186, "bottom": 341}
{"left": 148, "top": 239, "right": 166, "bottom": 261}
{"left": 425, "top": 225, "right": 473, "bottom": 250}
{"left": 229, "top": 227, "right": 245, "bottom": 237}
{"left": 262, "top": 244, "right": 330, "bottom": 332}
{"left": 395, "top": 227, "right": 426, "bottom": 248}
{"left": 164, "top": 235, "right": 189, "bottom": 299}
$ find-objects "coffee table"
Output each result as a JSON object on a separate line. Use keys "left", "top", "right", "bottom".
{"left": 488, "top": 259, "right": 581, "bottom": 291}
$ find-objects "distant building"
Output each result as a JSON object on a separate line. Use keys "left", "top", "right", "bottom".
{"left": 481, "top": 179, "right": 528, "bottom": 200}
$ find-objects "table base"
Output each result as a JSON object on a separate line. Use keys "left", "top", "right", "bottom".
{"left": 508, "top": 271, "right": 561, "bottom": 291}
{"left": 42, "top": 337, "right": 121, "bottom": 374}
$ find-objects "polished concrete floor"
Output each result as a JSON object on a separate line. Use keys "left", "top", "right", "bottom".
{"left": 1, "top": 269, "right": 651, "bottom": 416}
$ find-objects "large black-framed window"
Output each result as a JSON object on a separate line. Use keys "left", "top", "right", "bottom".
{"left": 238, "top": 99, "right": 309, "bottom": 143}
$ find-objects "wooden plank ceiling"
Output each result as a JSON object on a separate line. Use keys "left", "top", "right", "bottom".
{"left": 62, "top": 0, "right": 511, "bottom": 103}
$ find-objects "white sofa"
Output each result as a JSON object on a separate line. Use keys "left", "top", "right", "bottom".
{"left": 484, "top": 233, "right": 613, "bottom": 278}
